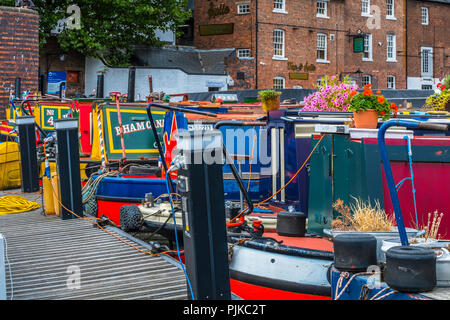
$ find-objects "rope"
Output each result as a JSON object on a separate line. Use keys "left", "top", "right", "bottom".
{"left": 0, "top": 195, "right": 41, "bottom": 215}
{"left": 334, "top": 271, "right": 372, "bottom": 300}
{"left": 96, "top": 105, "right": 107, "bottom": 171}
{"left": 229, "top": 134, "right": 326, "bottom": 223}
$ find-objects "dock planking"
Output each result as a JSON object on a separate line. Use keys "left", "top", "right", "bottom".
{"left": 0, "top": 190, "right": 187, "bottom": 300}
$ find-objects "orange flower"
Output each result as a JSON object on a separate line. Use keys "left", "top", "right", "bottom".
{"left": 380, "top": 111, "right": 386, "bottom": 116}
{"left": 364, "top": 84, "right": 372, "bottom": 90}
{"left": 363, "top": 89, "right": 373, "bottom": 96}
{"left": 377, "top": 96, "right": 385, "bottom": 104}
{"left": 390, "top": 103, "right": 398, "bottom": 112}
{"left": 376, "top": 90, "right": 382, "bottom": 94}
{"left": 350, "top": 90, "right": 357, "bottom": 97}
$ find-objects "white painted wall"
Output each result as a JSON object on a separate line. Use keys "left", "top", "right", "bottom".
{"left": 407, "top": 77, "right": 440, "bottom": 90}
{"left": 85, "top": 57, "right": 228, "bottom": 100}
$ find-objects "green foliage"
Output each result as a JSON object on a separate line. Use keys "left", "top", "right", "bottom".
{"left": 348, "top": 87, "right": 395, "bottom": 121}
{"left": 425, "top": 89, "right": 450, "bottom": 111}
{"left": 443, "top": 75, "right": 450, "bottom": 89}
{"left": 31, "top": 0, "right": 191, "bottom": 66}
{"left": 257, "top": 90, "right": 281, "bottom": 102}
{"left": 0, "top": 0, "right": 15, "bottom": 6}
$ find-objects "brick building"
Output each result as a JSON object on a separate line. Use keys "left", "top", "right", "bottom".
{"left": 194, "top": 0, "right": 448, "bottom": 90}
{"left": 406, "top": 0, "right": 450, "bottom": 90}
{"left": 0, "top": 6, "right": 39, "bottom": 118}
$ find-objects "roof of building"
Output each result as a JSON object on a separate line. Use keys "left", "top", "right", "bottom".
{"left": 130, "top": 46, "right": 234, "bottom": 75}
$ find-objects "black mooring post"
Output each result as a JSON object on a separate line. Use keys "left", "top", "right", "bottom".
{"left": 127, "top": 67, "right": 136, "bottom": 103}
{"left": 16, "top": 116, "right": 39, "bottom": 193}
{"left": 176, "top": 130, "right": 231, "bottom": 300}
{"left": 54, "top": 118, "right": 83, "bottom": 220}
{"left": 96, "top": 73, "right": 104, "bottom": 98}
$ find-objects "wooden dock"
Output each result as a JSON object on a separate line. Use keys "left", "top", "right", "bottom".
{"left": 0, "top": 191, "right": 188, "bottom": 300}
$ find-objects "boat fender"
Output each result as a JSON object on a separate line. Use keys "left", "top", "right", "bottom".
{"left": 334, "top": 233, "right": 377, "bottom": 272}
{"left": 276, "top": 211, "right": 306, "bottom": 237}
{"left": 120, "top": 204, "right": 144, "bottom": 232}
{"left": 385, "top": 246, "right": 436, "bottom": 293}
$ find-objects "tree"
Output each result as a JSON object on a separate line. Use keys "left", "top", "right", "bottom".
{"left": 2, "top": 0, "right": 191, "bottom": 66}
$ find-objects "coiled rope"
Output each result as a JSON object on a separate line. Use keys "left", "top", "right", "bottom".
{"left": 0, "top": 195, "right": 41, "bottom": 215}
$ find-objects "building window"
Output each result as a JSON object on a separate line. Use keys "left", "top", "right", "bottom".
{"left": 362, "top": 75, "right": 372, "bottom": 86}
{"left": 421, "top": 47, "right": 433, "bottom": 78}
{"left": 316, "top": 1, "right": 328, "bottom": 18}
{"left": 387, "top": 75, "right": 395, "bottom": 89}
{"left": 237, "top": 48, "right": 251, "bottom": 58}
{"left": 237, "top": 3, "right": 250, "bottom": 14}
{"left": 386, "top": 0, "right": 395, "bottom": 18}
{"left": 274, "top": 0, "right": 286, "bottom": 12}
{"left": 386, "top": 34, "right": 396, "bottom": 61}
{"left": 273, "top": 29, "right": 285, "bottom": 58}
{"left": 316, "top": 33, "right": 327, "bottom": 62}
{"left": 273, "top": 77, "right": 285, "bottom": 89}
{"left": 421, "top": 7, "right": 429, "bottom": 25}
{"left": 363, "top": 34, "right": 372, "bottom": 61}
{"left": 362, "top": 0, "right": 370, "bottom": 15}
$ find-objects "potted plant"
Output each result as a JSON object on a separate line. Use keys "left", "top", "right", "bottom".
{"left": 348, "top": 84, "right": 398, "bottom": 129}
{"left": 425, "top": 76, "right": 450, "bottom": 112}
{"left": 258, "top": 90, "right": 281, "bottom": 112}
{"left": 326, "top": 197, "right": 422, "bottom": 261}
{"left": 302, "top": 75, "right": 357, "bottom": 112}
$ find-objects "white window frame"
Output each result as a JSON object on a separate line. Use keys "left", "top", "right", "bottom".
{"left": 273, "top": 77, "right": 285, "bottom": 89}
{"left": 387, "top": 75, "right": 396, "bottom": 89}
{"left": 273, "top": 29, "right": 287, "bottom": 60}
{"left": 386, "top": 34, "right": 397, "bottom": 62}
{"left": 386, "top": 0, "right": 396, "bottom": 19}
{"left": 316, "top": 33, "right": 329, "bottom": 63}
{"left": 421, "top": 46, "right": 433, "bottom": 78}
{"left": 237, "top": 48, "right": 251, "bottom": 59}
{"left": 421, "top": 7, "right": 429, "bottom": 25}
{"left": 237, "top": 2, "right": 251, "bottom": 15}
{"left": 362, "top": 75, "right": 372, "bottom": 86}
{"left": 362, "top": 0, "right": 371, "bottom": 16}
{"left": 316, "top": 1, "right": 329, "bottom": 18}
{"left": 362, "top": 34, "right": 373, "bottom": 61}
{"left": 273, "top": 0, "right": 287, "bottom": 13}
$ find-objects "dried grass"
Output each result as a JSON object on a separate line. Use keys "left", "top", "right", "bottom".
{"left": 332, "top": 197, "right": 395, "bottom": 232}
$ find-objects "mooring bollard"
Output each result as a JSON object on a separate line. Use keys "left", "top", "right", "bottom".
{"left": 16, "top": 116, "right": 39, "bottom": 193}
{"left": 54, "top": 118, "right": 83, "bottom": 220}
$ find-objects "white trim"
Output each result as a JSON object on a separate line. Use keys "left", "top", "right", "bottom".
{"left": 362, "top": 0, "right": 371, "bottom": 16}
{"left": 237, "top": 2, "right": 251, "bottom": 15}
{"left": 421, "top": 7, "right": 429, "bottom": 25}
{"left": 273, "top": 29, "right": 285, "bottom": 59}
{"left": 386, "top": 0, "right": 395, "bottom": 18}
{"left": 273, "top": 76, "right": 285, "bottom": 89}
{"left": 386, "top": 34, "right": 396, "bottom": 62}
{"left": 316, "top": 1, "right": 329, "bottom": 18}
{"left": 273, "top": 0, "right": 287, "bottom": 13}
{"left": 272, "top": 56, "right": 288, "bottom": 61}
{"left": 316, "top": 33, "right": 327, "bottom": 62}
{"left": 387, "top": 75, "right": 396, "bottom": 89}
{"left": 362, "top": 34, "right": 373, "bottom": 62}
{"left": 420, "top": 46, "right": 433, "bottom": 78}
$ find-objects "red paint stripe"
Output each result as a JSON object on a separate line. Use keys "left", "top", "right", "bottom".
{"left": 230, "top": 278, "right": 331, "bottom": 300}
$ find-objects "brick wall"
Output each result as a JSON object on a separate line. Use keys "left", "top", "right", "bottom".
{"left": 0, "top": 6, "right": 39, "bottom": 118}
{"left": 406, "top": 0, "right": 450, "bottom": 86}
{"left": 194, "top": 0, "right": 410, "bottom": 90}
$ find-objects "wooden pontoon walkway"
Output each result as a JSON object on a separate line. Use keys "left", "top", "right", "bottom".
{"left": 0, "top": 191, "right": 188, "bottom": 300}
